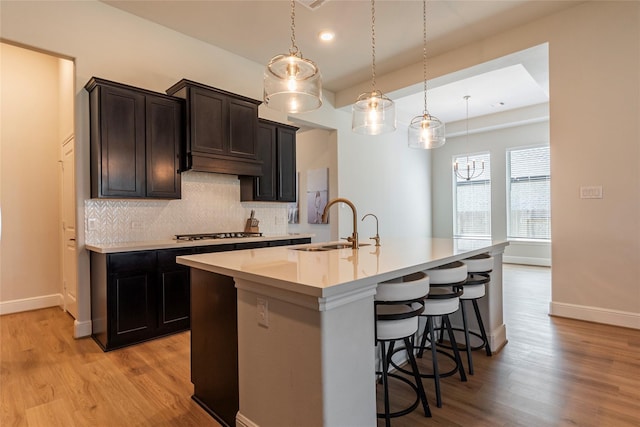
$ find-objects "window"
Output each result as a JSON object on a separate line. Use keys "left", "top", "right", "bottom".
{"left": 453, "top": 152, "right": 491, "bottom": 238}
{"left": 507, "top": 146, "right": 551, "bottom": 240}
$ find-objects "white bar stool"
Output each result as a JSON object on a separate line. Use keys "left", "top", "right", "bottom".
{"left": 411, "top": 261, "right": 468, "bottom": 408}
{"left": 375, "top": 271, "right": 431, "bottom": 426}
{"left": 457, "top": 253, "right": 494, "bottom": 375}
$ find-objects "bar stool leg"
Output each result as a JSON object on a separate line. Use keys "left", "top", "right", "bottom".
{"left": 426, "top": 317, "right": 443, "bottom": 408}
{"left": 443, "top": 315, "right": 467, "bottom": 382}
{"left": 380, "top": 342, "right": 391, "bottom": 427}
{"left": 472, "top": 299, "right": 492, "bottom": 356}
{"left": 404, "top": 337, "right": 431, "bottom": 417}
{"left": 460, "top": 300, "right": 474, "bottom": 375}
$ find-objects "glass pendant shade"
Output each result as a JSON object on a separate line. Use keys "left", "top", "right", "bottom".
{"left": 408, "top": 113, "right": 445, "bottom": 149}
{"left": 264, "top": 53, "right": 322, "bottom": 113}
{"left": 352, "top": 90, "right": 396, "bottom": 135}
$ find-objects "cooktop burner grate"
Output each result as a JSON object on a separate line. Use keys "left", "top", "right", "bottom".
{"left": 175, "top": 232, "right": 263, "bottom": 241}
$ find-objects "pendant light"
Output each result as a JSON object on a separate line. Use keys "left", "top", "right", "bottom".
{"left": 352, "top": 0, "right": 396, "bottom": 135}
{"left": 408, "top": 0, "right": 445, "bottom": 149}
{"left": 454, "top": 95, "right": 485, "bottom": 180}
{"left": 264, "top": 0, "right": 322, "bottom": 113}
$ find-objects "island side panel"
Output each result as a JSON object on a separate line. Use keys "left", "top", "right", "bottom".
{"left": 485, "top": 249, "right": 506, "bottom": 351}
{"left": 235, "top": 278, "right": 377, "bottom": 427}
{"left": 190, "top": 269, "right": 238, "bottom": 427}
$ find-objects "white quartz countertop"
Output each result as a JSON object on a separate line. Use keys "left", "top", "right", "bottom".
{"left": 177, "top": 237, "right": 508, "bottom": 298}
{"left": 85, "top": 233, "right": 314, "bottom": 254}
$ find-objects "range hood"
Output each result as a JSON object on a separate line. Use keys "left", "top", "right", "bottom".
{"left": 167, "top": 79, "right": 263, "bottom": 177}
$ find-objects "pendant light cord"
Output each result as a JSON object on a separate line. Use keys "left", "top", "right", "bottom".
{"left": 422, "top": 0, "right": 428, "bottom": 115}
{"left": 289, "top": 0, "right": 299, "bottom": 56}
{"left": 370, "top": 0, "right": 377, "bottom": 91}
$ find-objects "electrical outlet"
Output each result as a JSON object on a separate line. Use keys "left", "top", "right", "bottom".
{"left": 131, "top": 220, "right": 144, "bottom": 230}
{"left": 257, "top": 298, "right": 269, "bottom": 328}
{"left": 87, "top": 218, "right": 98, "bottom": 231}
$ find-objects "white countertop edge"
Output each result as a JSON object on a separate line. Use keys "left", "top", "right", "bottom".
{"left": 177, "top": 240, "right": 509, "bottom": 299}
{"left": 85, "top": 233, "right": 315, "bottom": 254}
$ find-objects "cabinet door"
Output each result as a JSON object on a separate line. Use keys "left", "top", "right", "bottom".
{"left": 157, "top": 248, "right": 193, "bottom": 333}
{"left": 107, "top": 251, "right": 156, "bottom": 348}
{"left": 146, "top": 95, "right": 182, "bottom": 199}
{"left": 254, "top": 122, "right": 277, "bottom": 200}
{"left": 277, "top": 126, "right": 297, "bottom": 202}
{"left": 99, "top": 86, "right": 146, "bottom": 197}
{"left": 190, "top": 87, "right": 226, "bottom": 155}
{"left": 228, "top": 98, "right": 258, "bottom": 158}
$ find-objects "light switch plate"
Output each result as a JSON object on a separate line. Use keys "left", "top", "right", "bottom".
{"left": 580, "top": 186, "right": 603, "bottom": 199}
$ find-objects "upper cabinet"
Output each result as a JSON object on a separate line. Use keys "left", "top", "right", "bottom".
{"left": 240, "top": 119, "right": 298, "bottom": 202}
{"left": 85, "top": 77, "right": 182, "bottom": 199}
{"left": 166, "top": 79, "right": 263, "bottom": 176}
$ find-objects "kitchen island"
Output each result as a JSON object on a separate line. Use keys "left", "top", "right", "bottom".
{"left": 177, "top": 237, "right": 508, "bottom": 427}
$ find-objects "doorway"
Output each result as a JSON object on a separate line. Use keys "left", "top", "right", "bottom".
{"left": 0, "top": 42, "right": 77, "bottom": 318}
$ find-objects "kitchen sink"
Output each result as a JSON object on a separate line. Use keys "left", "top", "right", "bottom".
{"left": 293, "top": 247, "right": 331, "bottom": 252}
{"left": 320, "top": 243, "right": 371, "bottom": 250}
{"left": 293, "top": 243, "right": 371, "bottom": 251}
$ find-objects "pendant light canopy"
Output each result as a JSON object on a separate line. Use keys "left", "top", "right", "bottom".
{"left": 264, "top": 0, "right": 322, "bottom": 113}
{"left": 408, "top": 0, "right": 445, "bottom": 149}
{"left": 352, "top": 0, "right": 396, "bottom": 135}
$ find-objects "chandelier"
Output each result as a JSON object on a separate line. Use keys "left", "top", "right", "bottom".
{"left": 454, "top": 96, "right": 485, "bottom": 180}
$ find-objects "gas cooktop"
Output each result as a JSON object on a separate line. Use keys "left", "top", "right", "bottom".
{"left": 175, "top": 232, "right": 263, "bottom": 241}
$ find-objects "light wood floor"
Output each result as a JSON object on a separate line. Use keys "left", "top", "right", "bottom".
{"left": 1, "top": 265, "right": 639, "bottom": 426}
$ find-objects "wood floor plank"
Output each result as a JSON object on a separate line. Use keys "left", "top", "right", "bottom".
{"left": 1, "top": 264, "right": 639, "bottom": 426}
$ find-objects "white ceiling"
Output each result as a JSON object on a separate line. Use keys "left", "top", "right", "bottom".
{"left": 102, "top": 0, "right": 581, "bottom": 123}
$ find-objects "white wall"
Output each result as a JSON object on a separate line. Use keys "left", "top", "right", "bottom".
{"left": 431, "top": 104, "right": 551, "bottom": 266}
{"left": 0, "top": 43, "right": 63, "bottom": 312}
{"left": 340, "top": 1, "right": 639, "bottom": 329}
{"left": 287, "top": 128, "right": 336, "bottom": 243}
{"left": 0, "top": 0, "right": 433, "bottom": 332}
{"left": 2, "top": 0, "right": 637, "bottom": 330}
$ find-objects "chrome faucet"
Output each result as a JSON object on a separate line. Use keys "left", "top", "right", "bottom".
{"left": 321, "top": 198, "right": 359, "bottom": 249}
{"left": 362, "top": 213, "right": 381, "bottom": 246}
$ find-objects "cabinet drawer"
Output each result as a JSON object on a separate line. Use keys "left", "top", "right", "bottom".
{"left": 108, "top": 251, "right": 156, "bottom": 273}
{"left": 158, "top": 248, "right": 195, "bottom": 265}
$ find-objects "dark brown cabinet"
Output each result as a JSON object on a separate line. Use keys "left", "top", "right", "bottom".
{"left": 156, "top": 248, "right": 194, "bottom": 333}
{"left": 90, "top": 238, "right": 310, "bottom": 351}
{"left": 91, "top": 251, "right": 158, "bottom": 351}
{"left": 240, "top": 119, "right": 298, "bottom": 202}
{"left": 85, "top": 77, "right": 182, "bottom": 199}
{"left": 166, "top": 79, "right": 263, "bottom": 176}
{"left": 91, "top": 248, "right": 193, "bottom": 351}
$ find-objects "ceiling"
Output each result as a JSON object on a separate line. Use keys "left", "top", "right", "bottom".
{"left": 102, "top": 0, "right": 583, "bottom": 124}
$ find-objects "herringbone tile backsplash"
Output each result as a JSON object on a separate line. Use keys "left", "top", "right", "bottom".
{"left": 85, "top": 172, "right": 287, "bottom": 244}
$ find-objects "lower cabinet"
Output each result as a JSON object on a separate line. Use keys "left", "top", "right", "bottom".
{"left": 91, "top": 249, "right": 192, "bottom": 351}
{"left": 157, "top": 248, "right": 194, "bottom": 334}
{"left": 90, "top": 238, "right": 311, "bottom": 351}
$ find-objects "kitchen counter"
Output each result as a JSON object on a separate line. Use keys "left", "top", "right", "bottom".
{"left": 177, "top": 237, "right": 508, "bottom": 427}
{"left": 85, "top": 233, "right": 314, "bottom": 253}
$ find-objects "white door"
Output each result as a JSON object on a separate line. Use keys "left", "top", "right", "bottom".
{"left": 61, "top": 135, "right": 78, "bottom": 318}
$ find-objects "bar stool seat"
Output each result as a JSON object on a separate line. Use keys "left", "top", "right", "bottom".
{"left": 375, "top": 272, "right": 431, "bottom": 426}
{"left": 392, "top": 261, "right": 468, "bottom": 408}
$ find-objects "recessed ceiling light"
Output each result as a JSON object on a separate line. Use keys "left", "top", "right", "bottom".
{"left": 318, "top": 30, "right": 335, "bottom": 42}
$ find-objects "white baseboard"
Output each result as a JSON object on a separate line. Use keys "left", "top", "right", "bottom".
{"left": 550, "top": 301, "right": 640, "bottom": 330}
{"left": 236, "top": 412, "right": 259, "bottom": 427}
{"left": 503, "top": 255, "right": 551, "bottom": 267}
{"left": 74, "top": 319, "right": 92, "bottom": 338}
{"left": 0, "top": 293, "right": 63, "bottom": 315}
